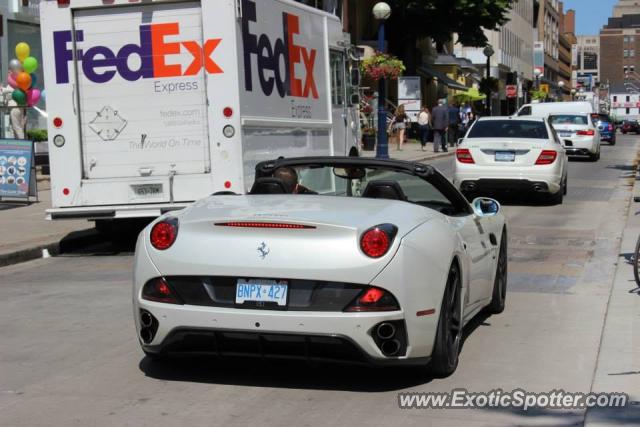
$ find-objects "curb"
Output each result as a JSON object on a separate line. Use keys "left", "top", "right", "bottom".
{"left": 0, "top": 228, "right": 102, "bottom": 268}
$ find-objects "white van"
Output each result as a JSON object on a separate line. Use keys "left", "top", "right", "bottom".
{"left": 41, "top": 0, "right": 360, "bottom": 221}
{"left": 517, "top": 102, "right": 594, "bottom": 117}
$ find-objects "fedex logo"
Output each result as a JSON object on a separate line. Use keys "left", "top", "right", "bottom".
{"left": 241, "top": 0, "right": 318, "bottom": 99}
{"left": 53, "top": 23, "right": 223, "bottom": 84}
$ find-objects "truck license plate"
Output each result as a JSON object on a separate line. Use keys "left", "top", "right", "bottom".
{"left": 131, "top": 184, "right": 163, "bottom": 198}
{"left": 236, "top": 279, "right": 288, "bottom": 306}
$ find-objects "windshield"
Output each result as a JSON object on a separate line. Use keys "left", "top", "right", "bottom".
{"left": 251, "top": 164, "right": 461, "bottom": 215}
{"left": 549, "top": 115, "right": 589, "bottom": 125}
{"left": 467, "top": 120, "right": 549, "bottom": 139}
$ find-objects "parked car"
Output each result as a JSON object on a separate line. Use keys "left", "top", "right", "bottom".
{"left": 133, "top": 156, "right": 508, "bottom": 377}
{"left": 549, "top": 113, "right": 601, "bottom": 161}
{"left": 591, "top": 113, "right": 616, "bottom": 145}
{"left": 454, "top": 116, "right": 569, "bottom": 204}
{"left": 621, "top": 120, "right": 640, "bottom": 135}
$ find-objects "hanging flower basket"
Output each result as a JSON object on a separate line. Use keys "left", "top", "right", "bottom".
{"left": 361, "top": 52, "right": 406, "bottom": 81}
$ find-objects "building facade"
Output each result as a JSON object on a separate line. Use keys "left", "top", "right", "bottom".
{"left": 557, "top": 3, "right": 575, "bottom": 99}
{"left": 574, "top": 36, "right": 600, "bottom": 90}
{"left": 600, "top": 14, "right": 640, "bottom": 88}
{"left": 610, "top": 92, "right": 640, "bottom": 120}
{"left": 454, "top": 0, "right": 535, "bottom": 114}
{"left": 613, "top": 0, "right": 640, "bottom": 18}
{"left": 536, "top": 0, "right": 561, "bottom": 88}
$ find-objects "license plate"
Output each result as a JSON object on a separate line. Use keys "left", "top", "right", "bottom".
{"left": 559, "top": 132, "right": 572, "bottom": 137}
{"left": 495, "top": 151, "right": 515, "bottom": 162}
{"left": 131, "top": 183, "right": 162, "bottom": 198}
{"left": 236, "top": 279, "right": 288, "bottom": 306}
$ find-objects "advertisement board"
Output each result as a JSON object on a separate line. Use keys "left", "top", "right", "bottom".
{"left": 0, "top": 139, "right": 33, "bottom": 199}
{"left": 398, "top": 76, "right": 421, "bottom": 121}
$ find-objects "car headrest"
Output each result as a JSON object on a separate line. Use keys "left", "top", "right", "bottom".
{"left": 250, "top": 177, "right": 288, "bottom": 194}
{"left": 362, "top": 180, "right": 407, "bottom": 201}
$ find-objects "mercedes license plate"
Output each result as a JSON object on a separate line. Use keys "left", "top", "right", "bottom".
{"left": 131, "top": 183, "right": 163, "bottom": 198}
{"left": 236, "top": 279, "right": 288, "bottom": 306}
{"left": 495, "top": 151, "right": 516, "bottom": 162}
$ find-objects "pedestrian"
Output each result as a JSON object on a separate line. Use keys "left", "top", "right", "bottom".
{"left": 431, "top": 99, "right": 449, "bottom": 153}
{"left": 417, "top": 106, "right": 431, "bottom": 151}
{"left": 393, "top": 104, "right": 408, "bottom": 151}
{"left": 447, "top": 102, "right": 461, "bottom": 147}
{"left": 465, "top": 111, "right": 476, "bottom": 131}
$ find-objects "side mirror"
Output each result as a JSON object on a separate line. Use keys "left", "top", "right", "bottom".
{"left": 350, "top": 68, "right": 361, "bottom": 86}
{"left": 350, "top": 92, "right": 360, "bottom": 106}
{"left": 471, "top": 197, "right": 500, "bottom": 217}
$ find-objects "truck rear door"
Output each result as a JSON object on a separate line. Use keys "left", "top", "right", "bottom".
{"left": 73, "top": 1, "right": 210, "bottom": 180}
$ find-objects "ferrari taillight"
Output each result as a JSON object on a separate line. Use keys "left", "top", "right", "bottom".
{"left": 535, "top": 150, "right": 558, "bottom": 165}
{"left": 456, "top": 148, "right": 475, "bottom": 164}
{"left": 360, "top": 224, "right": 398, "bottom": 258}
{"left": 150, "top": 218, "right": 179, "bottom": 250}
{"left": 344, "top": 287, "right": 400, "bottom": 312}
{"left": 141, "top": 278, "right": 183, "bottom": 304}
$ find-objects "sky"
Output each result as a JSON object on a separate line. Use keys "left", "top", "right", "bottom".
{"left": 561, "top": 0, "right": 617, "bottom": 36}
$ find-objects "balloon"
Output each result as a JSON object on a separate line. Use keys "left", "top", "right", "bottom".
{"left": 30, "top": 73, "right": 37, "bottom": 87}
{"left": 15, "top": 42, "right": 30, "bottom": 62}
{"left": 22, "top": 57, "right": 38, "bottom": 74}
{"left": 9, "top": 59, "right": 23, "bottom": 74}
{"left": 41, "top": 90, "right": 46, "bottom": 101}
{"left": 16, "top": 72, "right": 32, "bottom": 91}
{"left": 7, "top": 73, "right": 17, "bottom": 89}
{"left": 12, "top": 89, "right": 26, "bottom": 105}
{"left": 27, "top": 88, "right": 41, "bottom": 106}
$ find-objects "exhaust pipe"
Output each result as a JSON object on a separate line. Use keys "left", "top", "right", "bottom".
{"left": 533, "top": 185, "right": 543, "bottom": 192}
{"left": 380, "top": 339, "right": 401, "bottom": 356}
{"left": 376, "top": 322, "right": 396, "bottom": 340}
{"left": 140, "top": 311, "right": 153, "bottom": 328}
{"left": 140, "top": 328, "right": 153, "bottom": 344}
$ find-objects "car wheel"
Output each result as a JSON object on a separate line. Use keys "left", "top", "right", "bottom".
{"left": 610, "top": 138, "right": 616, "bottom": 146}
{"left": 485, "top": 231, "right": 508, "bottom": 314}
{"left": 589, "top": 151, "right": 599, "bottom": 162}
{"left": 427, "top": 262, "right": 462, "bottom": 377}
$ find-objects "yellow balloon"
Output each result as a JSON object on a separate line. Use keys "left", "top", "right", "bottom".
{"left": 15, "top": 42, "right": 30, "bottom": 62}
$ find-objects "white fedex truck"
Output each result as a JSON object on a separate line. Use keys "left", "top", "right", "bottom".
{"left": 40, "top": 0, "right": 360, "bottom": 222}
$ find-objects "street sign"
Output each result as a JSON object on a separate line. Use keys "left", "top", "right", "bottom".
{"left": 506, "top": 85, "right": 517, "bottom": 98}
{"left": 540, "top": 84, "right": 550, "bottom": 94}
{"left": 0, "top": 139, "right": 34, "bottom": 200}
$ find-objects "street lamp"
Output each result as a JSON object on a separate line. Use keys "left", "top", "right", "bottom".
{"left": 373, "top": 2, "right": 391, "bottom": 159}
{"left": 571, "top": 88, "right": 576, "bottom": 101}
{"left": 482, "top": 44, "right": 494, "bottom": 116}
{"left": 558, "top": 81, "right": 565, "bottom": 101}
{"left": 533, "top": 68, "right": 542, "bottom": 90}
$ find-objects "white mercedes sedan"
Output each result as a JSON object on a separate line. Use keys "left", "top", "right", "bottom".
{"left": 453, "top": 116, "right": 569, "bottom": 204}
{"left": 548, "top": 113, "right": 601, "bottom": 161}
{"left": 133, "top": 157, "right": 507, "bottom": 377}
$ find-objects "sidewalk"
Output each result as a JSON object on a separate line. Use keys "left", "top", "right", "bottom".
{"left": 360, "top": 140, "right": 455, "bottom": 163}
{"left": 584, "top": 171, "right": 640, "bottom": 425}
{"left": 0, "top": 180, "right": 97, "bottom": 267}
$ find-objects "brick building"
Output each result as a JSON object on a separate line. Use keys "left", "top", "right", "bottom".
{"left": 600, "top": 13, "right": 640, "bottom": 87}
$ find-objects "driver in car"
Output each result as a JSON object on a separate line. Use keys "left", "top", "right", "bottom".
{"left": 273, "top": 167, "right": 316, "bottom": 194}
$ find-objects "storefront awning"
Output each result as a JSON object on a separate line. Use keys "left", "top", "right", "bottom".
{"left": 417, "top": 66, "right": 468, "bottom": 91}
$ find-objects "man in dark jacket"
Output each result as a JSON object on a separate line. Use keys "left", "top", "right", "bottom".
{"left": 447, "top": 103, "right": 461, "bottom": 147}
{"left": 431, "top": 99, "right": 449, "bottom": 152}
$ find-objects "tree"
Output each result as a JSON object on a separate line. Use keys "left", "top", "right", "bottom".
{"left": 382, "top": 0, "right": 517, "bottom": 72}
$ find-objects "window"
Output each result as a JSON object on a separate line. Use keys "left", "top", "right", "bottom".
{"left": 467, "top": 120, "right": 549, "bottom": 139}
{"left": 627, "top": 96, "right": 631, "bottom": 102}
{"left": 627, "top": 108, "right": 631, "bottom": 114}
{"left": 632, "top": 50, "right": 636, "bottom": 57}
{"left": 329, "top": 51, "right": 345, "bottom": 106}
{"left": 549, "top": 115, "right": 589, "bottom": 125}
{"left": 625, "top": 36, "right": 629, "bottom": 43}
{"left": 614, "top": 96, "right": 618, "bottom": 102}
{"left": 624, "top": 49, "right": 630, "bottom": 58}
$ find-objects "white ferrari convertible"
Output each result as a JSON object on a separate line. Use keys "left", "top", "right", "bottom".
{"left": 133, "top": 157, "right": 507, "bottom": 376}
